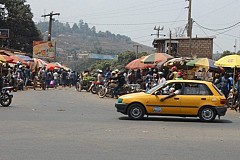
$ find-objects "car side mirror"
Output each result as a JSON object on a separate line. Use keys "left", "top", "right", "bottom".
{"left": 154, "top": 91, "right": 161, "bottom": 95}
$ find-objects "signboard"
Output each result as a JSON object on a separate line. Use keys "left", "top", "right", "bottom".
{"left": 88, "top": 53, "right": 118, "bottom": 60}
{"left": 33, "top": 41, "right": 56, "bottom": 59}
{"left": 0, "top": 29, "right": 9, "bottom": 38}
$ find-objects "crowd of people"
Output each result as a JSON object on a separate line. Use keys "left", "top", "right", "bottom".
{"left": 1, "top": 62, "right": 240, "bottom": 104}
{"left": 0, "top": 62, "right": 79, "bottom": 90}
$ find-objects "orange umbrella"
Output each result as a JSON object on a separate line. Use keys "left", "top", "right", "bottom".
{"left": 0, "top": 55, "right": 13, "bottom": 63}
{"left": 125, "top": 56, "right": 155, "bottom": 69}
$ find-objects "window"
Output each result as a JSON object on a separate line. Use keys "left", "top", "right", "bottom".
{"left": 183, "top": 83, "right": 212, "bottom": 95}
{"left": 161, "top": 83, "right": 182, "bottom": 95}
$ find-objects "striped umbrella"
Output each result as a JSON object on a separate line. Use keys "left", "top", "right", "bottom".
{"left": 186, "top": 58, "right": 218, "bottom": 70}
{"left": 141, "top": 53, "right": 173, "bottom": 64}
{"left": 126, "top": 56, "right": 155, "bottom": 69}
{"left": 16, "top": 55, "right": 33, "bottom": 62}
{"left": 0, "top": 55, "right": 13, "bottom": 62}
{"left": 9, "top": 55, "right": 28, "bottom": 65}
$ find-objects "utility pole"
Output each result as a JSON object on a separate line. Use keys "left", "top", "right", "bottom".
{"left": 186, "top": 0, "right": 192, "bottom": 37}
{"left": 169, "top": 30, "right": 172, "bottom": 56}
{"left": 151, "top": 26, "right": 165, "bottom": 53}
{"left": 42, "top": 11, "right": 60, "bottom": 41}
{"left": 133, "top": 44, "right": 142, "bottom": 59}
{"left": 186, "top": 0, "right": 193, "bottom": 57}
{"left": 151, "top": 26, "right": 164, "bottom": 38}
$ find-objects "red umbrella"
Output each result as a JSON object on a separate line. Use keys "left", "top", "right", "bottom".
{"left": 125, "top": 56, "right": 155, "bottom": 69}
{"left": 46, "top": 63, "right": 60, "bottom": 70}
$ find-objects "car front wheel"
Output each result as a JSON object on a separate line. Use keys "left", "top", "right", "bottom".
{"left": 127, "top": 103, "right": 145, "bottom": 120}
{"left": 199, "top": 107, "right": 216, "bottom": 122}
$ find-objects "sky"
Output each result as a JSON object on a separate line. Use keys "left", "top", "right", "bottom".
{"left": 26, "top": 0, "right": 240, "bottom": 53}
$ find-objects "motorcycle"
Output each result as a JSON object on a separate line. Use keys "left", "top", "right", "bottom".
{"left": 226, "top": 89, "right": 234, "bottom": 108}
{"left": 75, "top": 77, "right": 94, "bottom": 92}
{"left": 88, "top": 81, "right": 104, "bottom": 94}
{"left": 2, "top": 76, "right": 18, "bottom": 92}
{"left": 226, "top": 89, "right": 240, "bottom": 112}
{"left": 0, "top": 86, "right": 13, "bottom": 107}
{"left": 98, "top": 80, "right": 136, "bottom": 98}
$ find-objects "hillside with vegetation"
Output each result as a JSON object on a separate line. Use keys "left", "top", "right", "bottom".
{"left": 36, "top": 20, "right": 153, "bottom": 71}
{"left": 36, "top": 20, "right": 153, "bottom": 55}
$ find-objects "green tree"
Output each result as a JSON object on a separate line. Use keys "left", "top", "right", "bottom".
{"left": 220, "top": 50, "right": 240, "bottom": 58}
{"left": 0, "top": 0, "right": 41, "bottom": 53}
{"left": 72, "top": 23, "right": 79, "bottom": 33}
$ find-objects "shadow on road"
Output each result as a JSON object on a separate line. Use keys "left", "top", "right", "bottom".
{"left": 119, "top": 116, "right": 232, "bottom": 123}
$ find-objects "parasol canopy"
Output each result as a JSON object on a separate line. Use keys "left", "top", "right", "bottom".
{"left": 163, "top": 57, "right": 192, "bottom": 67}
{"left": 141, "top": 53, "right": 173, "bottom": 64}
{"left": 61, "top": 65, "right": 71, "bottom": 71}
{"left": 125, "top": 56, "right": 155, "bottom": 69}
{"left": 33, "top": 58, "right": 48, "bottom": 68}
{"left": 16, "top": 55, "right": 33, "bottom": 62}
{"left": 214, "top": 55, "right": 240, "bottom": 68}
{"left": 9, "top": 55, "right": 28, "bottom": 65}
{"left": 0, "top": 55, "right": 13, "bottom": 63}
{"left": 186, "top": 58, "right": 218, "bottom": 70}
{"left": 46, "top": 63, "right": 60, "bottom": 70}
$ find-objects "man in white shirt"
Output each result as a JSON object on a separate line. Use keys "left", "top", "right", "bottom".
{"left": 158, "top": 72, "right": 166, "bottom": 86}
{"left": 53, "top": 70, "right": 59, "bottom": 88}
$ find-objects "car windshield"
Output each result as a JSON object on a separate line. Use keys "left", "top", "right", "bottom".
{"left": 145, "top": 84, "right": 165, "bottom": 94}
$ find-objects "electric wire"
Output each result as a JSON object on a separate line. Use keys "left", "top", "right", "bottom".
{"left": 59, "top": 0, "right": 184, "bottom": 20}
{"left": 194, "top": 20, "right": 240, "bottom": 31}
{"left": 194, "top": 24, "right": 226, "bottom": 52}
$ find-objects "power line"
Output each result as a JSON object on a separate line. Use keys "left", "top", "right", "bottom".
{"left": 195, "top": 24, "right": 224, "bottom": 52}
{"left": 59, "top": 0, "right": 184, "bottom": 19}
{"left": 194, "top": 21, "right": 240, "bottom": 31}
{"left": 87, "top": 20, "right": 187, "bottom": 26}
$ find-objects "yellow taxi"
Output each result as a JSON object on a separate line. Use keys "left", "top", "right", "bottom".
{"left": 115, "top": 80, "right": 227, "bottom": 122}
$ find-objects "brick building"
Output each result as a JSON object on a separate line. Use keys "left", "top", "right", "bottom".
{"left": 152, "top": 37, "right": 214, "bottom": 59}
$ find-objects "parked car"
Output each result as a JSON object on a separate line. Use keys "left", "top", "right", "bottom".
{"left": 115, "top": 80, "right": 227, "bottom": 122}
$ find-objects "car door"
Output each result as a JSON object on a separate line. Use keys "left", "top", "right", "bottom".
{"left": 146, "top": 82, "right": 182, "bottom": 115}
{"left": 180, "top": 82, "right": 213, "bottom": 115}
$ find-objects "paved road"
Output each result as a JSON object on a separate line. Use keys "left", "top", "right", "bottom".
{"left": 0, "top": 88, "right": 240, "bottom": 160}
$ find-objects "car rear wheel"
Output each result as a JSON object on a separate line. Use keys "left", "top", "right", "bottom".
{"left": 127, "top": 103, "right": 145, "bottom": 120}
{"left": 199, "top": 107, "right": 216, "bottom": 122}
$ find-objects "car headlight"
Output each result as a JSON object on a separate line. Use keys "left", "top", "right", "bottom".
{"left": 117, "top": 98, "right": 123, "bottom": 103}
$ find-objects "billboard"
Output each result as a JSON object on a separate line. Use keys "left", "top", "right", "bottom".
{"left": 33, "top": 41, "right": 56, "bottom": 59}
{"left": 0, "top": 29, "right": 9, "bottom": 38}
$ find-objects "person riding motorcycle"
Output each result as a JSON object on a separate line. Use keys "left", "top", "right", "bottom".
{"left": 97, "top": 69, "right": 104, "bottom": 83}
{"left": 110, "top": 71, "right": 126, "bottom": 98}
{"left": 88, "top": 69, "right": 103, "bottom": 92}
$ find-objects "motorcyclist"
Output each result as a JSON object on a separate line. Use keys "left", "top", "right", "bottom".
{"left": 97, "top": 69, "right": 103, "bottom": 84}
{"left": 110, "top": 71, "right": 126, "bottom": 98}
{"left": 88, "top": 69, "right": 103, "bottom": 91}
